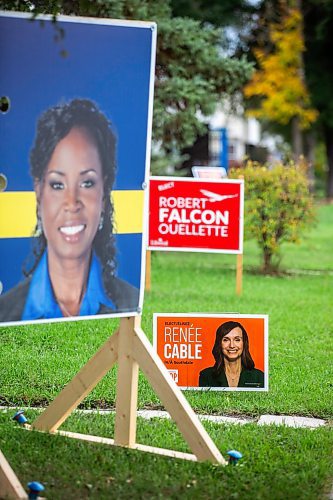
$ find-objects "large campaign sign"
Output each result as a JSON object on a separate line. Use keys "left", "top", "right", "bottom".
{"left": 154, "top": 313, "right": 268, "bottom": 391}
{"left": 148, "top": 177, "right": 243, "bottom": 253}
{"left": 0, "top": 11, "right": 156, "bottom": 325}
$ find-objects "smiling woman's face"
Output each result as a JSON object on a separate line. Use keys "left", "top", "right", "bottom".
{"left": 36, "top": 127, "right": 104, "bottom": 264}
{"left": 221, "top": 327, "right": 243, "bottom": 361}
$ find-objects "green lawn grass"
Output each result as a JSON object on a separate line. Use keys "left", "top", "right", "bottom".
{"left": 1, "top": 268, "right": 331, "bottom": 417}
{"left": 1, "top": 205, "right": 332, "bottom": 417}
{"left": 0, "top": 203, "right": 332, "bottom": 498}
{"left": 1, "top": 410, "right": 332, "bottom": 500}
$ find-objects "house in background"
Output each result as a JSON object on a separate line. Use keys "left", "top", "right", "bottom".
{"left": 178, "top": 102, "right": 277, "bottom": 175}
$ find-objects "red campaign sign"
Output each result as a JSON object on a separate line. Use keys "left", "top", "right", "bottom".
{"left": 148, "top": 177, "right": 244, "bottom": 253}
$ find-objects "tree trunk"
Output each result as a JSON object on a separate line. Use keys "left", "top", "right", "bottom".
{"left": 291, "top": 115, "right": 303, "bottom": 160}
{"left": 324, "top": 125, "right": 333, "bottom": 200}
{"left": 305, "top": 129, "right": 316, "bottom": 192}
{"left": 263, "top": 248, "right": 273, "bottom": 274}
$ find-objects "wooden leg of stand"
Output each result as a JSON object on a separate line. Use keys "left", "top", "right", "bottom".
{"left": 32, "top": 330, "right": 119, "bottom": 433}
{"left": 236, "top": 253, "right": 243, "bottom": 296}
{"left": 0, "top": 449, "right": 27, "bottom": 499}
{"left": 132, "top": 319, "right": 226, "bottom": 465}
{"left": 114, "top": 318, "right": 139, "bottom": 447}
{"left": 145, "top": 250, "right": 151, "bottom": 291}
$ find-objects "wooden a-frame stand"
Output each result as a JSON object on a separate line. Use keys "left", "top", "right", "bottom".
{"left": 31, "top": 316, "right": 226, "bottom": 465}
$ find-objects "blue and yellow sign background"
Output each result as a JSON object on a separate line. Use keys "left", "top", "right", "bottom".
{"left": 0, "top": 12, "right": 155, "bottom": 294}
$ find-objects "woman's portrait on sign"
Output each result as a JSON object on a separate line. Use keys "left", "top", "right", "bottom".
{"left": 199, "top": 321, "right": 265, "bottom": 389}
{"left": 0, "top": 99, "right": 139, "bottom": 322}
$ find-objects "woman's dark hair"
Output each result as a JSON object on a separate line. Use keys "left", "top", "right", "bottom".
{"left": 212, "top": 321, "right": 255, "bottom": 376}
{"left": 24, "top": 98, "right": 117, "bottom": 285}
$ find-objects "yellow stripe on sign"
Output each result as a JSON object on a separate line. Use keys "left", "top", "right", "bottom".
{"left": 0, "top": 192, "right": 36, "bottom": 238}
{"left": 111, "top": 190, "right": 145, "bottom": 234}
{"left": 0, "top": 190, "right": 144, "bottom": 238}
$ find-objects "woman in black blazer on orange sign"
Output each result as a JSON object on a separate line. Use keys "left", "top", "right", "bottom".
{"left": 199, "top": 321, "right": 264, "bottom": 388}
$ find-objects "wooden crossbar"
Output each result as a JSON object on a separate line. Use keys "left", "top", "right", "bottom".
{"left": 55, "top": 430, "right": 198, "bottom": 462}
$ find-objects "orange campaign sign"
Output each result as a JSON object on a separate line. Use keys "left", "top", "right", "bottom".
{"left": 153, "top": 313, "right": 268, "bottom": 391}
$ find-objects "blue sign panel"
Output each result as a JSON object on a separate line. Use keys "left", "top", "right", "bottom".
{"left": 0, "top": 11, "right": 156, "bottom": 324}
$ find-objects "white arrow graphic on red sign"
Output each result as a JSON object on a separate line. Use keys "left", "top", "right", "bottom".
{"left": 199, "top": 189, "right": 239, "bottom": 202}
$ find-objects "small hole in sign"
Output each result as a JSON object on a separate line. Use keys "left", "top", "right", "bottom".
{"left": 0, "top": 96, "right": 10, "bottom": 113}
{"left": 0, "top": 173, "right": 7, "bottom": 191}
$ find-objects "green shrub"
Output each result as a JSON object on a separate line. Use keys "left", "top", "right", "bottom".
{"left": 230, "top": 161, "right": 315, "bottom": 273}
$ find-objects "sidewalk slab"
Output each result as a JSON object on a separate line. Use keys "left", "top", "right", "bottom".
{"left": 0, "top": 407, "right": 327, "bottom": 428}
{"left": 257, "top": 415, "right": 326, "bottom": 428}
{"left": 137, "top": 410, "right": 253, "bottom": 425}
{"left": 198, "top": 414, "right": 253, "bottom": 425}
{"left": 137, "top": 410, "right": 171, "bottom": 420}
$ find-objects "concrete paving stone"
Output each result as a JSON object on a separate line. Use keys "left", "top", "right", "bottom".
{"left": 137, "top": 410, "right": 171, "bottom": 420}
{"left": 257, "top": 414, "right": 326, "bottom": 428}
{"left": 0, "top": 407, "right": 327, "bottom": 428}
{"left": 137, "top": 410, "right": 253, "bottom": 425}
{"left": 198, "top": 414, "right": 254, "bottom": 425}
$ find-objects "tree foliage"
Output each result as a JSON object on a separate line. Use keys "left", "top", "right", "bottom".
{"left": 302, "top": 0, "right": 333, "bottom": 198}
{"left": 0, "top": 0, "right": 253, "bottom": 171}
{"left": 230, "top": 160, "right": 315, "bottom": 274}
{"left": 154, "top": 15, "right": 253, "bottom": 158}
{"left": 161, "top": 0, "right": 333, "bottom": 197}
{"left": 170, "top": 0, "right": 256, "bottom": 29}
{"left": 243, "top": 5, "right": 318, "bottom": 131}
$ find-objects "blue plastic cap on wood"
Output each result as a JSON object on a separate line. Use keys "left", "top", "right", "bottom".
{"left": 27, "top": 481, "right": 45, "bottom": 499}
{"left": 227, "top": 449, "right": 243, "bottom": 464}
{"left": 13, "top": 410, "right": 28, "bottom": 425}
